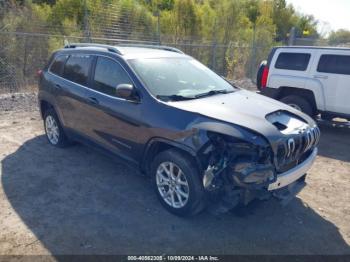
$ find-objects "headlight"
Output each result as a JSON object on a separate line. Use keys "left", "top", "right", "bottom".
{"left": 206, "top": 131, "right": 272, "bottom": 163}
{"left": 203, "top": 132, "right": 274, "bottom": 189}
{"left": 227, "top": 142, "right": 275, "bottom": 184}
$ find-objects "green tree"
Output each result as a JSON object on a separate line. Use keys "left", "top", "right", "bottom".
{"left": 295, "top": 14, "right": 318, "bottom": 38}
{"left": 328, "top": 29, "right": 350, "bottom": 45}
{"left": 0, "top": 0, "right": 325, "bottom": 86}
{"left": 271, "top": 0, "right": 296, "bottom": 42}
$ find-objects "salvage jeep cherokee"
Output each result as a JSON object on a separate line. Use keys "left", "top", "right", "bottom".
{"left": 38, "top": 43, "right": 320, "bottom": 216}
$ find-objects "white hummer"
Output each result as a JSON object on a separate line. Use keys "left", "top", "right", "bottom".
{"left": 257, "top": 46, "right": 350, "bottom": 120}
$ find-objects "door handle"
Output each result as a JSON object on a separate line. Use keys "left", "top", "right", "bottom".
{"left": 313, "top": 75, "right": 328, "bottom": 79}
{"left": 87, "top": 97, "right": 99, "bottom": 105}
{"left": 55, "top": 84, "right": 62, "bottom": 89}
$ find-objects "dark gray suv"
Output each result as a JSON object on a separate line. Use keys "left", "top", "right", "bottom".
{"left": 38, "top": 43, "right": 320, "bottom": 216}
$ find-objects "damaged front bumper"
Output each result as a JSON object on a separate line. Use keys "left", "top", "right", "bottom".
{"left": 204, "top": 147, "right": 318, "bottom": 210}
{"left": 268, "top": 148, "right": 317, "bottom": 191}
{"left": 268, "top": 148, "right": 317, "bottom": 205}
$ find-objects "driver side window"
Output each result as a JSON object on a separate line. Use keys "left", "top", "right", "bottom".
{"left": 93, "top": 57, "right": 132, "bottom": 97}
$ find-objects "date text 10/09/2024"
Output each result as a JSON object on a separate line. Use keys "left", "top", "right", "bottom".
{"left": 127, "top": 256, "right": 220, "bottom": 261}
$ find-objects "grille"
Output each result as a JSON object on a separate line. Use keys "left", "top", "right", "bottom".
{"left": 276, "top": 126, "right": 320, "bottom": 172}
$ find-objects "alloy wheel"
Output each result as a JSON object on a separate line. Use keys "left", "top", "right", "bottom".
{"left": 156, "top": 161, "right": 190, "bottom": 208}
{"left": 45, "top": 115, "right": 60, "bottom": 145}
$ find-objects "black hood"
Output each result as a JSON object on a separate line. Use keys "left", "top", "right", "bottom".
{"left": 168, "top": 89, "right": 317, "bottom": 143}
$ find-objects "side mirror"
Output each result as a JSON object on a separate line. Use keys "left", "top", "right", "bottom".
{"left": 116, "top": 84, "right": 137, "bottom": 100}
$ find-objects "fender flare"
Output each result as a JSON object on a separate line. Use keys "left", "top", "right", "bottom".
{"left": 140, "top": 137, "right": 202, "bottom": 174}
{"left": 303, "top": 79, "right": 326, "bottom": 111}
{"left": 38, "top": 96, "right": 66, "bottom": 127}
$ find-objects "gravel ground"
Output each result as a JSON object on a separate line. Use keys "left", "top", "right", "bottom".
{"left": 0, "top": 91, "right": 349, "bottom": 255}
{"left": 0, "top": 92, "right": 38, "bottom": 113}
{"left": 231, "top": 78, "right": 256, "bottom": 91}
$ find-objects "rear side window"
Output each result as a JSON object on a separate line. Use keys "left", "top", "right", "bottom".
{"left": 49, "top": 55, "right": 68, "bottom": 76}
{"left": 317, "top": 54, "right": 350, "bottom": 75}
{"left": 63, "top": 55, "right": 92, "bottom": 86}
{"left": 92, "top": 57, "right": 132, "bottom": 97}
{"left": 275, "top": 52, "right": 311, "bottom": 71}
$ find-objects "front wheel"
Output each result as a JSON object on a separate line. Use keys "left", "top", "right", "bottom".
{"left": 151, "top": 150, "right": 206, "bottom": 216}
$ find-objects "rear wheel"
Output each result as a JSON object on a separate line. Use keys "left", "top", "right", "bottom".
{"left": 280, "top": 95, "right": 314, "bottom": 117}
{"left": 151, "top": 150, "right": 206, "bottom": 216}
{"left": 44, "top": 108, "right": 70, "bottom": 147}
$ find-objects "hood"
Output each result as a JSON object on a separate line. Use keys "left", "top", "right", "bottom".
{"left": 168, "top": 89, "right": 316, "bottom": 143}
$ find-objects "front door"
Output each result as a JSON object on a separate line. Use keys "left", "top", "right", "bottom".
{"left": 83, "top": 56, "right": 142, "bottom": 163}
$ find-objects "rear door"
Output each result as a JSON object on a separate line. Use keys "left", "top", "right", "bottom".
{"left": 54, "top": 53, "right": 93, "bottom": 134}
{"left": 83, "top": 55, "right": 142, "bottom": 163}
{"left": 311, "top": 50, "right": 350, "bottom": 114}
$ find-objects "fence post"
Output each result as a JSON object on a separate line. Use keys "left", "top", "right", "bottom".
{"left": 211, "top": 19, "right": 217, "bottom": 72}
{"left": 23, "top": 34, "right": 28, "bottom": 90}
{"left": 250, "top": 24, "right": 257, "bottom": 80}
{"left": 155, "top": 10, "right": 161, "bottom": 45}
{"left": 211, "top": 41, "right": 217, "bottom": 73}
{"left": 83, "top": 0, "right": 91, "bottom": 42}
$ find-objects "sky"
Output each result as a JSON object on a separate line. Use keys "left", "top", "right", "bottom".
{"left": 286, "top": 0, "right": 350, "bottom": 34}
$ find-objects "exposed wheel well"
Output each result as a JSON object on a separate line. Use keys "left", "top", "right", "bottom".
{"left": 40, "top": 100, "right": 53, "bottom": 119}
{"left": 141, "top": 141, "right": 201, "bottom": 175}
{"left": 277, "top": 87, "right": 317, "bottom": 113}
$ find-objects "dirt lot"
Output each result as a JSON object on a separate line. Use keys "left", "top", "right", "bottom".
{"left": 0, "top": 93, "right": 349, "bottom": 255}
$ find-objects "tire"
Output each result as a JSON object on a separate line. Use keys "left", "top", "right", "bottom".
{"left": 280, "top": 95, "right": 314, "bottom": 117}
{"left": 151, "top": 149, "right": 206, "bottom": 216}
{"left": 321, "top": 113, "right": 334, "bottom": 121}
{"left": 43, "top": 108, "right": 70, "bottom": 148}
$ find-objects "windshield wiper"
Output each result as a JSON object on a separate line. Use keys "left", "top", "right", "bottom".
{"left": 156, "top": 94, "right": 195, "bottom": 101}
{"left": 157, "top": 89, "right": 234, "bottom": 101}
{"left": 194, "top": 89, "right": 234, "bottom": 98}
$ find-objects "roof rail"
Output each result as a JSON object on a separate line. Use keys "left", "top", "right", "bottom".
{"left": 118, "top": 44, "right": 184, "bottom": 54}
{"left": 64, "top": 43, "right": 185, "bottom": 55}
{"left": 64, "top": 43, "right": 122, "bottom": 55}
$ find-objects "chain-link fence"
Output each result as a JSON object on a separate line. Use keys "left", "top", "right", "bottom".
{"left": 0, "top": 33, "right": 156, "bottom": 93}
{"left": 0, "top": 1, "right": 272, "bottom": 93}
{"left": 0, "top": 33, "right": 272, "bottom": 93}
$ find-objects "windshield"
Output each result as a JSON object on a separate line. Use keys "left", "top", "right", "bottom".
{"left": 128, "top": 58, "right": 235, "bottom": 100}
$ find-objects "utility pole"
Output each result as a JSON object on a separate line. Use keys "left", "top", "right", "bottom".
{"left": 288, "top": 27, "right": 296, "bottom": 46}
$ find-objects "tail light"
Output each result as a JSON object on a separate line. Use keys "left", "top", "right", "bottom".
{"left": 261, "top": 66, "right": 269, "bottom": 89}
{"left": 36, "top": 69, "right": 43, "bottom": 77}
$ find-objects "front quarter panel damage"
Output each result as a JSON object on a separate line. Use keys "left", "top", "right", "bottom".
{"left": 179, "top": 119, "right": 276, "bottom": 212}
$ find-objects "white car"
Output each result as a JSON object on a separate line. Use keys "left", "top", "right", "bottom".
{"left": 257, "top": 46, "right": 350, "bottom": 120}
